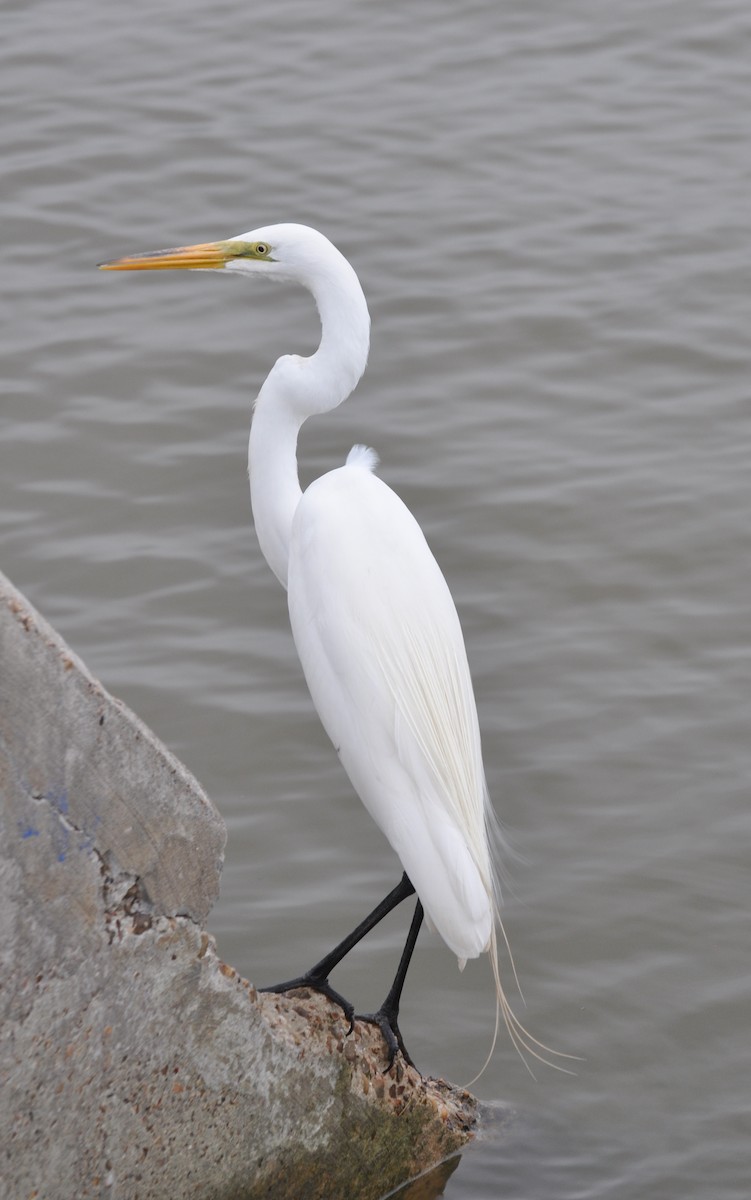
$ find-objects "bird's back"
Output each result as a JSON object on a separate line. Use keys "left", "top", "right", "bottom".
{"left": 287, "top": 453, "right": 496, "bottom": 963}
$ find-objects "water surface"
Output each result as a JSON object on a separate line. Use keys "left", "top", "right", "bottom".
{"left": 2, "top": 2, "right": 750, "bottom": 1196}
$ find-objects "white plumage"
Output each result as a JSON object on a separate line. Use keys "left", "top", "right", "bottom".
{"left": 288, "top": 457, "right": 494, "bottom": 962}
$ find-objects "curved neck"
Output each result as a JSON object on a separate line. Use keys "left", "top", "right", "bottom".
{"left": 248, "top": 251, "right": 370, "bottom": 588}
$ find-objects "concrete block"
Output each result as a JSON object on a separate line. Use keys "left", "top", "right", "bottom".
{"left": 0, "top": 571, "right": 478, "bottom": 1199}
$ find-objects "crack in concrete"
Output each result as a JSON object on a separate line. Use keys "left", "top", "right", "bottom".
{"left": 26, "top": 785, "right": 157, "bottom": 941}
{"left": 96, "top": 850, "right": 154, "bottom": 944}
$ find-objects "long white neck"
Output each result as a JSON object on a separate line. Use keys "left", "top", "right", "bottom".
{"left": 248, "top": 245, "right": 370, "bottom": 588}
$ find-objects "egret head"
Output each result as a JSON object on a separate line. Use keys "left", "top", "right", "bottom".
{"left": 99, "top": 222, "right": 342, "bottom": 287}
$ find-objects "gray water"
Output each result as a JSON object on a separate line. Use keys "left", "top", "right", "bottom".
{"left": 2, "top": 1, "right": 750, "bottom": 1196}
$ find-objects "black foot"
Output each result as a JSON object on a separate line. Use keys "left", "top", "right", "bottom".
{"left": 260, "top": 974, "right": 355, "bottom": 1033}
{"left": 357, "top": 1007, "right": 417, "bottom": 1072}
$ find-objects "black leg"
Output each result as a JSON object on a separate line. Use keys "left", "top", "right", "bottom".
{"left": 260, "top": 873, "right": 416, "bottom": 1030}
{"left": 358, "top": 898, "right": 424, "bottom": 1070}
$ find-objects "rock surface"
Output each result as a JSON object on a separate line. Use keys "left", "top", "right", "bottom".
{"left": 0, "top": 570, "right": 478, "bottom": 1199}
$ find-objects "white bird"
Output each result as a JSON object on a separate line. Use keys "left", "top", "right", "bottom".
{"left": 100, "top": 223, "right": 558, "bottom": 1072}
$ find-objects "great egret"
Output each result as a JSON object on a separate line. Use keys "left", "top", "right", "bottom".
{"left": 100, "top": 223, "right": 555, "bottom": 1073}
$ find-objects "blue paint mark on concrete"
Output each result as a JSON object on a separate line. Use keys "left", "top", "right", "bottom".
{"left": 21, "top": 783, "right": 99, "bottom": 861}
{"left": 55, "top": 820, "right": 70, "bottom": 862}
{"left": 46, "top": 788, "right": 69, "bottom": 815}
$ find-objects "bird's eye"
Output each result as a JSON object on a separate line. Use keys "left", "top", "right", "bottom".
{"left": 255, "top": 243, "right": 269, "bottom": 256}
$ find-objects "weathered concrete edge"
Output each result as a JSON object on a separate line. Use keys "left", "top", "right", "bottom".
{"left": 0, "top": 570, "right": 479, "bottom": 1199}
{"left": 0, "top": 568, "right": 226, "bottom": 922}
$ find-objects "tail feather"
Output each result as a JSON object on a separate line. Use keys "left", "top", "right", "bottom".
{"left": 465, "top": 904, "right": 581, "bottom": 1085}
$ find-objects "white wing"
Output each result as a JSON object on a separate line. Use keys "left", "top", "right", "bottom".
{"left": 287, "top": 457, "right": 496, "bottom": 962}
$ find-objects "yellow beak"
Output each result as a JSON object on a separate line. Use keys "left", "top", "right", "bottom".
{"left": 99, "top": 241, "right": 237, "bottom": 271}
